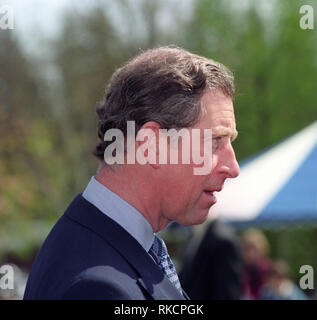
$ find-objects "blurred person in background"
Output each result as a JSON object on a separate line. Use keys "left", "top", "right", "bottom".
{"left": 23, "top": 46, "right": 240, "bottom": 300}
{"left": 242, "top": 228, "right": 272, "bottom": 299}
{"left": 259, "top": 260, "right": 308, "bottom": 300}
{"left": 179, "top": 218, "right": 244, "bottom": 300}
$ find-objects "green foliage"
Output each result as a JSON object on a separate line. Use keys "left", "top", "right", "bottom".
{"left": 184, "top": 0, "right": 317, "bottom": 160}
{"left": 1, "top": 0, "right": 317, "bottom": 279}
{"left": 264, "top": 226, "right": 317, "bottom": 289}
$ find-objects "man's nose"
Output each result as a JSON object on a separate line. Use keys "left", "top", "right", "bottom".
{"left": 229, "top": 154, "right": 240, "bottom": 178}
{"left": 221, "top": 143, "right": 240, "bottom": 178}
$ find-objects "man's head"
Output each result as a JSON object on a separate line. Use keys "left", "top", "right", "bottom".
{"left": 94, "top": 46, "right": 235, "bottom": 161}
{"left": 94, "top": 46, "right": 239, "bottom": 231}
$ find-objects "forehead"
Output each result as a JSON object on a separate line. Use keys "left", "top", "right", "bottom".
{"left": 196, "top": 90, "right": 237, "bottom": 139}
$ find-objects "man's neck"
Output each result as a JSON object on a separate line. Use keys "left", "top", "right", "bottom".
{"left": 95, "top": 164, "right": 170, "bottom": 233}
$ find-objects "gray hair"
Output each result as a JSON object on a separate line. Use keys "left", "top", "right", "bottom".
{"left": 93, "top": 46, "right": 235, "bottom": 162}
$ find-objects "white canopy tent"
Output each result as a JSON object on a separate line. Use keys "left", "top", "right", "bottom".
{"left": 209, "top": 121, "right": 317, "bottom": 226}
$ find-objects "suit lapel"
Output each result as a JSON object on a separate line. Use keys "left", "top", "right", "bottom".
{"left": 182, "top": 289, "right": 191, "bottom": 300}
{"left": 65, "top": 194, "right": 186, "bottom": 300}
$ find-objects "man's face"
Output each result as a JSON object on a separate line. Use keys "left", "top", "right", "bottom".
{"left": 158, "top": 89, "right": 240, "bottom": 227}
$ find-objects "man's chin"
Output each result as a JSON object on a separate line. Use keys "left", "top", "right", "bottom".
{"left": 193, "top": 215, "right": 210, "bottom": 226}
{"left": 179, "top": 209, "right": 210, "bottom": 226}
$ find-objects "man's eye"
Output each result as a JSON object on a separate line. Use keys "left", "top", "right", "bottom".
{"left": 213, "top": 137, "right": 222, "bottom": 148}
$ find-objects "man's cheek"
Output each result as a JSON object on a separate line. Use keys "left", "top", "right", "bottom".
{"left": 210, "top": 154, "right": 218, "bottom": 171}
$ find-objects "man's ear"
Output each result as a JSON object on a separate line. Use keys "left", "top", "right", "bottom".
{"left": 135, "top": 121, "right": 161, "bottom": 169}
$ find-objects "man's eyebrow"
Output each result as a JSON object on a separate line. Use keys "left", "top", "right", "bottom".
{"left": 212, "top": 127, "right": 238, "bottom": 141}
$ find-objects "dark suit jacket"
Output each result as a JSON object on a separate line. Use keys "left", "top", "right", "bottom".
{"left": 23, "top": 194, "right": 187, "bottom": 300}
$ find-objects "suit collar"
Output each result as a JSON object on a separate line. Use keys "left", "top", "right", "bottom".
{"left": 65, "top": 194, "right": 186, "bottom": 300}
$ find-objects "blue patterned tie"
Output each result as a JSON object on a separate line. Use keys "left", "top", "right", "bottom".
{"left": 149, "top": 235, "right": 183, "bottom": 294}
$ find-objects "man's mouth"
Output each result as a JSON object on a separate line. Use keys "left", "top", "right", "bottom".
{"left": 203, "top": 190, "right": 217, "bottom": 203}
{"left": 203, "top": 187, "right": 223, "bottom": 204}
